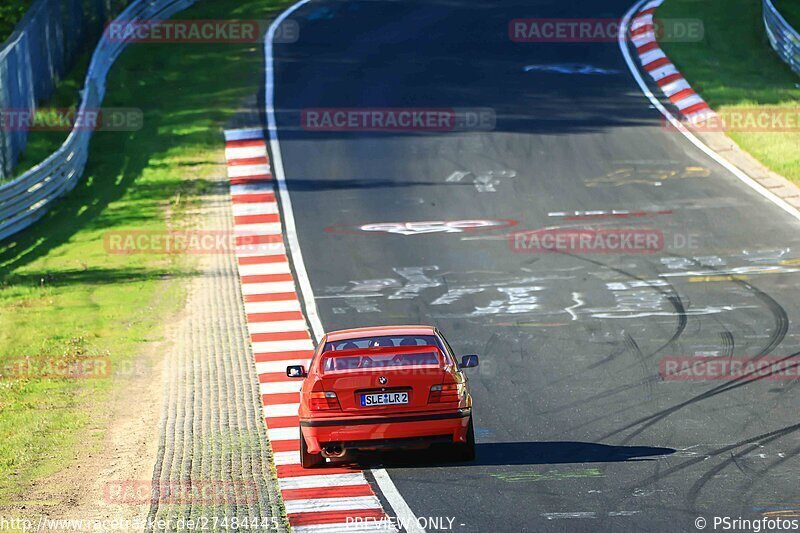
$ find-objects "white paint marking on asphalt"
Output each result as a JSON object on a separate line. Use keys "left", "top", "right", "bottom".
{"left": 224, "top": 128, "right": 265, "bottom": 141}
{"left": 284, "top": 496, "right": 383, "bottom": 514}
{"left": 265, "top": 2, "right": 424, "bottom": 530}
{"left": 292, "top": 522, "right": 397, "bottom": 533}
{"left": 244, "top": 300, "right": 302, "bottom": 314}
{"left": 251, "top": 339, "right": 313, "bottom": 354}
{"left": 228, "top": 164, "right": 271, "bottom": 179}
{"left": 565, "top": 292, "right": 584, "bottom": 321}
{"left": 241, "top": 281, "right": 297, "bottom": 295}
{"left": 542, "top": 512, "right": 597, "bottom": 520}
{"left": 648, "top": 63, "right": 678, "bottom": 81}
{"left": 231, "top": 182, "right": 273, "bottom": 196}
{"left": 674, "top": 94, "right": 704, "bottom": 110}
{"left": 372, "top": 469, "right": 426, "bottom": 533}
{"left": 255, "top": 358, "right": 311, "bottom": 375}
{"left": 660, "top": 78, "right": 691, "bottom": 97}
{"left": 278, "top": 473, "right": 368, "bottom": 490}
{"left": 260, "top": 380, "right": 303, "bottom": 395}
{"left": 232, "top": 202, "right": 279, "bottom": 216}
{"left": 267, "top": 426, "right": 301, "bottom": 441}
{"left": 235, "top": 223, "right": 283, "bottom": 235}
{"left": 631, "top": 32, "right": 656, "bottom": 47}
{"left": 445, "top": 170, "right": 470, "bottom": 182}
{"left": 263, "top": 402, "right": 301, "bottom": 418}
{"left": 248, "top": 320, "right": 309, "bottom": 334}
{"left": 226, "top": 145, "right": 268, "bottom": 160}
{"left": 620, "top": 0, "right": 800, "bottom": 223}
{"left": 273, "top": 450, "right": 301, "bottom": 465}
{"left": 631, "top": 13, "right": 653, "bottom": 29}
{"left": 238, "top": 262, "right": 291, "bottom": 276}
{"left": 641, "top": 0, "right": 664, "bottom": 10}
{"left": 638, "top": 49, "right": 666, "bottom": 65}
{"left": 235, "top": 242, "right": 286, "bottom": 257}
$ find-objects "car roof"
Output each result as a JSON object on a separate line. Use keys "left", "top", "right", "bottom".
{"left": 325, "top": 325, "right": 436, "bottom": 342}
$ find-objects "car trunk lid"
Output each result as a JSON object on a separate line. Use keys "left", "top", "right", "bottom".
{"left": 318, "top": 345, "right": 447, "bottom": 413}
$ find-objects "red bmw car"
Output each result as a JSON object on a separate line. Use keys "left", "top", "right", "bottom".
{"left": 286, "top": 325, "right": 478, "bottom": 468}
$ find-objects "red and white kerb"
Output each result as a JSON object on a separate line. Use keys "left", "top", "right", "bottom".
{"left": 224, "top": 128, "right": 395, "bottom": 532}
{"left": 630, "top": 0, "right": 717, "bottom": 123}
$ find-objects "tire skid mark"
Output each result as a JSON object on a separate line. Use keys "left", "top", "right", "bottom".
{"left": 594, "top": 252, "right": 792, "bottom": 442}
{"left": 626, "top": 422, "right": 800, "bottom": 513}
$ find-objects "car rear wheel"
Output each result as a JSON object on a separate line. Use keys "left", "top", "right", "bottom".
{"left": 300, "top": 429, "right": 325, "bottom": 468}
{"left": 454, "top": 416, "right": 476, "bottom": 462}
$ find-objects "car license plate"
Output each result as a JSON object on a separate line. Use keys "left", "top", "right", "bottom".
{"left": 361, "top": 392, "right": 408, "bottom": 407}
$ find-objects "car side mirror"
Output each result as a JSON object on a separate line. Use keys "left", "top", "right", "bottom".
{"left": 286, "top": 365, "right": 306, "bottom": 378}
{"left": 459, "top": 355, "right": 479, "bottom": 369}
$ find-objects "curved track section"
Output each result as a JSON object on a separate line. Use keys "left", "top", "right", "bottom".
{"left": 266, "top": 1, "right": 800, "bottom": 531}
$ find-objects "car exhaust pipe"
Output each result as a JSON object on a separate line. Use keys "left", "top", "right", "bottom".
{"left": 321, "top": 445, "right": 346, "bottom": 458}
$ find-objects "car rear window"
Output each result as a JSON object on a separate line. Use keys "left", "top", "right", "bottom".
{"left": 321, "top": 350, "right": 441, "bottom": 372}
{"left": 324, "top": 334, "right": 439, "bottom": 352}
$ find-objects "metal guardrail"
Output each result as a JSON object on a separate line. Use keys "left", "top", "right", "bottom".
{"left": 0, "top": 0, "right": 127, "bottom": 179}
{"left": 0, "top": 0, "right": 197, "bottom": 242}
{"left": 764, "top": 0, "right": 800, "bottom": 77}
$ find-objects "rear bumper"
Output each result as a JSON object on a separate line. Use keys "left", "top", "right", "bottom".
{"left": 300, "top": 408, "right": 471, "bottom": 453}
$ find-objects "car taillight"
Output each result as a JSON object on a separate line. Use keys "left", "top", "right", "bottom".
{"left": 310, "top": 391, "right": 341, "bottom": 411}
{"left": 428, "top": 383, "right": 462, "bottom": 403}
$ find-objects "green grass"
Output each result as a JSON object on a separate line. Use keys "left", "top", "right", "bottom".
{"left": 0, "top": 0, "right": 34, "bottom": 42}
{"left": 7, "top": 53, "right": 89, "bottom": 181}
{"left": 658, "top": 0, "right": 800, "bottom": 183}
{"left": 772, "top": 0, "right": 800, "bottom": 29}
{"left": 0, "top": 0, "right": 289, "bottom": 500}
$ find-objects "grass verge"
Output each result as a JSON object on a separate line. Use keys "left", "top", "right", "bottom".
{"left": 658, "top": 0, "right": 800, "bottom": 183}
{"left": 772, "top": 0, "right": 800, "bottom": 29}
{"left": 0, "top": 1, "right": 34, "bottom": 43}
{"left": 0, "top": 0, "right": 288, "bottom": 500}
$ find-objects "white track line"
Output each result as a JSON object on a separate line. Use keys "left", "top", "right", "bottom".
{"left": 251, "top": 339, "right": 313, "bottom": 354}
{"left": 267, "top": 426, "right": 300, "bottom": 441}
{"left": 241, "top": 282, "right": 297, "bottom": 296}
{"left": 264, "top": 2, "right": 423, "bottom": 531}
{"left": 292, "top": 522, "right": 396, "bottom": 533}
{"left": 235, "top": 242, "right": 286, "bottom": 257}
{"left": 284, "top": 496, "right": 383, "bottom": 514}
{"left": 231, "top": 182, "right": 273, "bottom": 195}
{"left": 238, "top": 262, "right": 291, "bottom": 276}
{"left": 226, "top": 145, "right": 268, "bottom": 160}
{"left": 620, "top": 0, "right": 800, "bottom": 223}
{"left": 244, "top": 300, "right": 302, "bottom": 314}
{"left": 263, "top": 403, "right": 301, "bottom": 418}
{"left": 232, "top": 202, "right": 279, "bottom": 216}
{"left": 260, "top": 380, "right": 303, "bottom": 394}
{"left": 248, "top": 320, "right": 309, "bottom": 334}
{"left": 224, "top": 128, "right": 264, "bottom": 141}
{"left": 278, "top": 473, "right": 368, "bottom": 489}
{"left": 255, "top": 359, "right": 311, "bottom": 375}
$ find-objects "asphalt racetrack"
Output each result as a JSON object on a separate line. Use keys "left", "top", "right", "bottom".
{"left": 268, "top": 1, "right": 800, "bottom": 530}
